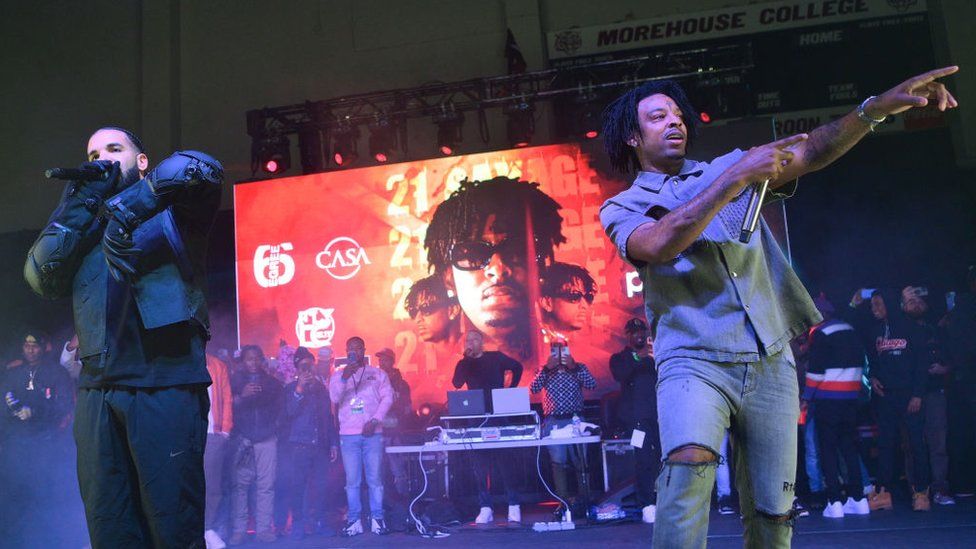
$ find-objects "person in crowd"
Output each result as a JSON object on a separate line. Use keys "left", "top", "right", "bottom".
{"left": 229, "top": 345, "right": 282, "bottom": 545}
{"left": 204, "top": 353, "right": 234, "bottom": 548}
{"left": 539, "top": 262, "right": 596, "bottom": 335}
{"left": 376, "top": 347, "right": 412, "bottom": 499}
{"left": 279, "top": 347, "right": 338, "bottom": 540}
{"left": 801, "top": 297, "right": 870, "bottom": 518}
{"left": 943, "top": 266, "right": 976, "bottom": 496}
{"left": 530, "top": 340, "right": 596, "bottom": 519}
{"left": 0, "top": 330, "right": 78, "bottom": 547}
{"left": 866, "top": 291, "right": 931, "bottom": 512}
{"left": 424, "top": 176, "right": 566, "bottom": 361}
{"left": 452, "top": 329, "right": 525, "bottom": 524}
{"left": 901, "top": 286, "right": 955, "bottom": 505}
{"left": 609, "top": 318, "right": 660, "bottom": 524}
{"left": 598, "top": 66, "right": 958, "bottom": 547}
{"left": 329, "top": 337, "right": 394, "bottom": 537}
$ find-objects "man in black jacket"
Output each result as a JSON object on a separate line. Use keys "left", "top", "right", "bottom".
{"left": 278, "top": 347, "right": 337, "bottom": 540}
{"left": 609, "top": 318, "right": 659, "bottom": 523}
{"left": 230, "top": 345, "right": 283, "bottom": 544}
{"left": 866, "top": 290, "right": 931, "bottom": 511}
{"left": 24, "top": 127, "right": 223, "bottom": 548}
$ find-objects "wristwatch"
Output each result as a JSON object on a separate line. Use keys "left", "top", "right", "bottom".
{"left": 856, "top": 96, "right": 887, "bottom": 131}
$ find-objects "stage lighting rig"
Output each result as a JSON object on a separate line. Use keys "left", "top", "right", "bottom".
{"left": 505, "top": 99, "right": 535, "bottom": 148}
{"left": 433, "top": 103, "right": 464, "bottom": 156}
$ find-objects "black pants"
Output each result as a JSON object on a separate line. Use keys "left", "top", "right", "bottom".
{"left": 814, "top": 400, "right": 863, "bottom": 502}
{"left": 74, "top": 385, "right": 208, "bottom": 548}
{"left": 472, "top": 450, "right": 519, "bottom": 507}
{"left": 875, "top": 390, "right": 929, "bottom": 492}
{"left": 634, "top": 417, "right": 661, "bottom": 507}
{"left": 279, "top": 442, "right": 331, "bottom": 530}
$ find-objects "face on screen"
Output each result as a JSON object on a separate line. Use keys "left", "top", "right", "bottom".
{"left": 449, "top": 214, "right": 530, "bottom": 342}
{"left": 542, "top": 278, "right": 592, "bottom": 332}
{"left": 410, "top": 290, "right": 459, "bottom": 343}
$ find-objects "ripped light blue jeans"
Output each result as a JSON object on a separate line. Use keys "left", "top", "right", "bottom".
{"left": 652, "top": 352, "right": 799, "bottom": 549}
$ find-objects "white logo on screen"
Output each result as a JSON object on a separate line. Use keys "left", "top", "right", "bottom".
{"left": 253, "top": 243, "right": 296, "bottom": 288}
{"left": 295, "top": 307, "right": 335, "bottom": 348}
{"left": 315, "top": 237, "right": 371, "bottom": 280}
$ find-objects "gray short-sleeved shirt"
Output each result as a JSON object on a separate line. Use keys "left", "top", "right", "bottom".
{"left": 600, "top": 149, "right": 821, "bottom": 365}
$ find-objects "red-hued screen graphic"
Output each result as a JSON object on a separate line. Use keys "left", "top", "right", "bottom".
{"left": 235, "top": 144, "right": 648, "bottom": 405}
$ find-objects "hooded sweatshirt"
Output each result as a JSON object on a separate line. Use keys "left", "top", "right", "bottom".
{"left": 328, "top": 364, "right": 393, "bottom": 435}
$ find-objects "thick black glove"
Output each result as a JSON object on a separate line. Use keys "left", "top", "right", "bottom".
{"left": 71, "top": 160, "right": 123, "bottom": 199}
{"left": 102, "top": 216, "right": 142, "bottom": 282}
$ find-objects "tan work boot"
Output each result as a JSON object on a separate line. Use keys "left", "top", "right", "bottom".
{"left": 912, "top": 489, "right": 931, "bottom": 512}
{"left": 868, "top": 487, "right": 893, "bottom": 511}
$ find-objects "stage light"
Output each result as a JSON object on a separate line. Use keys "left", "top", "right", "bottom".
{"left": 699, "top": 111, "right": 712, "bottom": 124}
{"left": 253, "top": 134, "right": 290, "bottom": 175}
{"left": 505, "top": 99, "right": 535, "bottom": 148}
{"left": 332, "top": 121, "right": 359, "bottom": 167}
{"left": 433, "top": 104, "right": 464, "bottom": 156}
{"left": 368, "top": 116, "right": 396, "bottom": 163}
{"left": 577, "top": 99, "right": 602, "bottom": 140}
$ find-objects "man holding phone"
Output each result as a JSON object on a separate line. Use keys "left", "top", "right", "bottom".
{"left": 530, "top": 340, "right": 597, "bottom": 518}
{"left": 610, "top": 318, "right": 659, "bottom": 523}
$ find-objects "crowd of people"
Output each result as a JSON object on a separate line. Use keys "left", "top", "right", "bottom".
{"left": 788, "top": 270, "right": 976, "bottom": 519}
{"left": 2, "top": 266, "right": 975, "bottom": 545}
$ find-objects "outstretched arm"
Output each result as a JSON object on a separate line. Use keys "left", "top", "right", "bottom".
{"left": 772, "top": 66, "right": 960, "bottom": 188}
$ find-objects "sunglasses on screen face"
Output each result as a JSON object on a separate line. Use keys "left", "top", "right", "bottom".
{"left": 554, "top": 291, "right": 594, "bottom": 304}
{"left": 408, "top": 301, "right": 446, "bottom": 319}
{"left": 448, "top": 239, "right": 544, "bottom": 271}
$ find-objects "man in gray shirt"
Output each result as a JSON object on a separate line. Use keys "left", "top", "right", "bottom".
{"left": 599, "top": 66, "right": 958, "bottom": 548}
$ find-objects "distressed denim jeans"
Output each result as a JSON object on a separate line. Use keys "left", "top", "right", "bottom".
{"left": 340, "top": 434, "right": 385, "bottom": 520}
{"left": 652, "top": 352, "right": 799, "bottom": 549}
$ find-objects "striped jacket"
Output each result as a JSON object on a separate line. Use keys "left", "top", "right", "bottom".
{"left": 803, "top": 319, "right": 866, "bottom": 400}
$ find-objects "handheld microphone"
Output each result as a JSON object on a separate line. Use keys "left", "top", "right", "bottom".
{"left": 739, "top": 178, "right": 770, "bottom": 244}
{"left": 44, "top": 164, "right": 109, "bottom": 181}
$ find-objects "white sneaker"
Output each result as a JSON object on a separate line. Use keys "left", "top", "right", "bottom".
{"left": 508, "top": 504, "right": 522, "bottom": 523}
{"left": 341, "top": 518, "right": 364, "bottom": 536}
{"left": 642, "top": 504, "right": 656, "bottom": 524}
{"left": 863, "top": 483, "right": 875, "bottom": 496}
{"left": 475, "top": 506, "right": 494, "bottom": 524}
{"left": 204, "top": 529, "right": 226, "bottom": 549}
{"left": 843, "top": 497, "right": 870, "bottom": 515}
{"left": 822, "top": 500, "right": 845, "bottom": 518}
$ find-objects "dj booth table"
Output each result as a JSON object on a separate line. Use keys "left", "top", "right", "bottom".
{"left": 386, "top": 435, "right": 602, "bottom": 497}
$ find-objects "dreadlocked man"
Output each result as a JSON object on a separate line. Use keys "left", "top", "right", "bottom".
{"left": 424, "top": 176, "right": 565, "bottom": 360}
{"left": 599, "top": 67, "right": 958, "bottom": 548}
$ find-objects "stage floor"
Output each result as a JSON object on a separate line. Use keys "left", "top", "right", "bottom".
{"left": 263, "top": 497, "right": 976, "bottom": 548}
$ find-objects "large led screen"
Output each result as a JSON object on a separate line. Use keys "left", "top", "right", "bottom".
{"left": 236, "top": 144, "right": 655, "bottom": 404}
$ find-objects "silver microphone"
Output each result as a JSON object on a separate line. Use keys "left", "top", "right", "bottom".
{"left": 739, "top": 179, "right": 770, "bottom": 244}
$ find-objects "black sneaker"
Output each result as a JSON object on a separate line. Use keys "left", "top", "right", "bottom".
{"left": 717, "top": 496, "right": 735, "bottom": 515}
{"left": 371, "top": 518, "right": 389, "bottom": 535}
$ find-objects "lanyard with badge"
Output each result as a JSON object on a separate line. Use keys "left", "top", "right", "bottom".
{"left": 349, "top": 366, "right": 366, "bottom": 414}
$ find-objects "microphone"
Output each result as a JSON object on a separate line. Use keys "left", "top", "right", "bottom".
{"left": 44, "top": 164, "right": 110, "bottom": 181}
{"left": 738, "top": 178, "right": 770, "bottom": 244}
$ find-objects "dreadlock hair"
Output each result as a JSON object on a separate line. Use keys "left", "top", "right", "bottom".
{"left": 405, "top": 274, "right": 455, "bottom": 316}
{"left": 541, "top": 262, "right": 595, "bottom": 298}
{"left": 601, "top": 79, "right": 699, "bottom": 174}
{"left": 424, "top": 176, "right": 567, "bottom": 273}
{"left": 95, "top": 126, "right": 147, "bottom": 155}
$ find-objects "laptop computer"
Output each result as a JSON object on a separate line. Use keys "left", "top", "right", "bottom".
{"left": 491, "top": 387, "right": 530, "bottom": 414}
{"left": 447, "top": 389, "right": 487, "bottom": 416}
